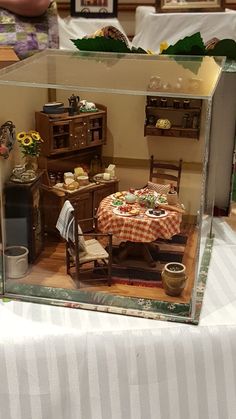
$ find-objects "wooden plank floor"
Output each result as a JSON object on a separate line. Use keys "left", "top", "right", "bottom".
{"left": 12, "top": 223, "right": 199, "bottom": 304}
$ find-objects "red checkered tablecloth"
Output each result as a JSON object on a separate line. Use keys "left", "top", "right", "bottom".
{"left": 97, "top": 194, "right": 182, "bottom": 243}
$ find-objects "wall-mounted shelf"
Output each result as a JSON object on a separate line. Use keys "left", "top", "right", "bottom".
{"left": 144, "top": 96, "right": 202, "bottom": 140}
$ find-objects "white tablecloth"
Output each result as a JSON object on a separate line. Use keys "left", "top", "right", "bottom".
{"left": 134, "top": 5, "right": 156, "bottom": 36}
{"left": 58, "top": 16, "right": 129, "bottom": 51}
{"left": 0, "top": 218, "right": 236, "bottom": 418}
{"left": 132, "top": 8, "right": 236, "bottom": 53}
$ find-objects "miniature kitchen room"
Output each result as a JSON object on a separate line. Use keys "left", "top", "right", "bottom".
{"left": 0, "top": 50, "right": 224, "bottom": 323}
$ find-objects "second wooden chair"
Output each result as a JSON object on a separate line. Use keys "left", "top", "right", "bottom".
{"left": 149, "top": 155, "right": 183, "bottom": 193}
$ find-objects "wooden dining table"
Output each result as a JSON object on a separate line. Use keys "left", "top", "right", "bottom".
{"left": 97, "top": 191, "right": 183, "bottom": 267}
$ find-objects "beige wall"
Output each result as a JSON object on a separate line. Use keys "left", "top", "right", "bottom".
{"left": 0, "top": 86, "right": 48, "bottom": 185}
{"left": 58, "top": 90, "right": 205, "bottom": 215}
{"left": 0, "top": 84, "right": 205, "bottom": 216}
{"left": 0, "top": 86, "right": 48, "bottom": 244}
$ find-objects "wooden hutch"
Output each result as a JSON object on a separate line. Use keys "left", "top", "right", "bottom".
{"left": 35, "top": 104, "right": 118, "bottom": 233}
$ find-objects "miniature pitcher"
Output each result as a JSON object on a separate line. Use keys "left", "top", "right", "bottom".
{"left": 68, "top": 94, "right": 80, "bottom": 115}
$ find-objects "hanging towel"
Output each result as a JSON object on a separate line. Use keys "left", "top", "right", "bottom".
{"left": 56, "top": 200, "right": 74, "bottom": 241}
{"left": 56, "top": 200, "right": 86, "bottom": 251}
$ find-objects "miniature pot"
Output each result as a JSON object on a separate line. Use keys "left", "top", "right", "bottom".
{"left": 167, "top": 191, "right": 178, "bottom": 205}
{"left": 161, "top": 262, "right": 187, "bottom": 297}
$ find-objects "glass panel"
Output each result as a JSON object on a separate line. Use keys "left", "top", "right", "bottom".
{"left": 0, "top": 50, "right": 225, "bottom": 98}
{"left": 231, "top": 138, "right": 236, "bottom": 218}
{"left": 0, "top": 50, "right": 226, "bottom": 323}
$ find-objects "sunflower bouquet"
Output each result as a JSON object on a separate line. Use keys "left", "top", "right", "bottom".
{"left": 16, "top": 130, "right": 43, "bottom": 156}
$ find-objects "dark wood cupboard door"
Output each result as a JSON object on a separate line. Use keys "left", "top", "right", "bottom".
{"left": 50, "top": 120, "right": 72, "bottom": 154}
{"left": 72, "top": 117, "right": 88, "bottom": 149}
{"left": 41, "top": 187, "right": 64, "bottom": 235}
{"left": 4, "top": 175, "right": 44, "bottom": 263}
{"left": 87, "top": 113, "right": 106, "bottom": 146}
{"left": 93, "top": 183, "right": 118, "bottom": 214}
{"left": 31, "top": 183, "right": 44, "bottom": 261}
{"left": 42, "top": 181, "right": 119, "bottom": 235}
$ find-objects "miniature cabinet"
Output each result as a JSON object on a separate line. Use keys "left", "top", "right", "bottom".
{"left": 42, "top": 180, "right": 118, "bottom": 234}
{"left": 35, "top": 106, "right": 107, "bottom": 157}
{"left": 4, "top": 173, "right": 44, "bottom": 263}
{"left": 144, "top": 96, "right": 202, "bottom": 139}
{"left": 35, "top": 105, "right": 118, "bottom": 233}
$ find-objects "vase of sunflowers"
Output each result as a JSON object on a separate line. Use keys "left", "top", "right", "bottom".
{"left": 16, "top": 130, "right": 43, "bottom": 173}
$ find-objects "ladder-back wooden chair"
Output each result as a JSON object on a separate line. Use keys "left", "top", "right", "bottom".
{"left": 56, "top": 200, "right": 112, "bottom": 288}
{"left": 149, "top": 155, "right": 183, "bottom": 193}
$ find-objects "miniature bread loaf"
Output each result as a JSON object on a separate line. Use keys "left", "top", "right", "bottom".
{"left": 63, "top": 181, "right": 79, "bottom": 191}
{"left": 64, "top": 178, "right": 75, "bottom": 186}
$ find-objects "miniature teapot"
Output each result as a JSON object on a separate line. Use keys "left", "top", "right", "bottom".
{"left": 125, "top": 192, "right": 136, "bottom": 204}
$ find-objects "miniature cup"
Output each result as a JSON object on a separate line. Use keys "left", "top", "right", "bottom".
{"left": 103, "top": 172, "right": 111, "bottom": 181}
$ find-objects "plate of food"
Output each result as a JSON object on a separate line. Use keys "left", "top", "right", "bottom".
{"left": 111, "top": 191, "right": 126, "bottom": 199}
{"left": 113, "top": 206, "right": 139, "bottom": 217}
{"left": 111, "top": 199, "right": 124, "bottom": 207}
{"left": 145, "top": 209, "right": 168, "bottom": 218}
{"left": 134, "top": 188, "right": 158, "bottom": 198}
{"left": 156, "top": 194, "right": 168, "bottom": 204}
{"left": 10, "top": 174, "right": 36, "bottom": 184}
{"left": 94, "top": 173, "right": 117, "bottom": 183}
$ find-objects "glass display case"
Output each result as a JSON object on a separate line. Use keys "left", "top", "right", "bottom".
{"left": 0, "top": 50, "right": 225, "bottom": 324}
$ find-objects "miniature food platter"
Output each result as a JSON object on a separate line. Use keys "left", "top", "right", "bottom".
{"left": 111, "top": 191, "right": 126, "bottom": 199}
{"left": 53, "top": 182, "right": 96, "bottom": 194}
{"left": 156, "top": 194, "right": 168, "bottom": 204}
{"left": 94, "top": 173, "right": 118, "bottom": 183}
{"left": 145, "top": 209, "right": 168, "bottom": 218}
{"left": 111, "top": 199, "right": 124, "bottom": 207}
{"left": 134, "top": 188, "right": 158, "bottom": 197}
{"left": 113, "top": 207, "right": 139, "bottom": 217}
{"left": 10, "top": 175, "right": 36, "bottom": 183}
